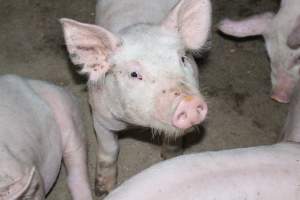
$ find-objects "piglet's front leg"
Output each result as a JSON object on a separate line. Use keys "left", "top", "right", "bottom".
{"left": 93, "top": 119, "right": 119, "bottom": 197}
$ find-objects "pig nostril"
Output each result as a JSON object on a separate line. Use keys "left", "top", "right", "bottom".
{"left": 197, "top": 105, "right": 203, "bottom": 113}
{"left": 177, "top": 112, "right": 187, "bottom": 121}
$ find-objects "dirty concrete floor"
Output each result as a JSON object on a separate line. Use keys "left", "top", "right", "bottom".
{"left": 0, "top": 0, "right": 287, "bottom": 199}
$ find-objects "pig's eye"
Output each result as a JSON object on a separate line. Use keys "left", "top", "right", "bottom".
{"left": 181, "top": 56, "right": 186, "bottom": 63}
{"left": 131, "top": 72, "right": 138, "bottom": 77}
{"left": 180, "top": 56, "right": 192, "bottom": 69}
{"left": 180, "top": 56, "right": 190, "bottom": 66}
{"left": 130, "top": 71, "right": 143, "bottom": 80}
{"left": 181, "top": 56, "right": 189, "bottom": 65}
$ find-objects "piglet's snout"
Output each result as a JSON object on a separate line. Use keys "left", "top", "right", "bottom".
{"left": 172, "top": 96, "right": 207, "bottom": 129}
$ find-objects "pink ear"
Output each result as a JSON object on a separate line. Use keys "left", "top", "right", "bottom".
{"left": 161, "top": 0, "right": 212, "bottom": 50}
{"left": 60, "top": 18, "right": 122, "bottom": 82}
{"left": 287, "top": 16, "right": 300, "bottom": 49}
{"left": 218, "top": 12, "right": 274, "bottom": 37}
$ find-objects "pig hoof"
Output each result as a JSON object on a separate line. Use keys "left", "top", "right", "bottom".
{"left": 95, "top": 177, "right": 115, "bottom": 197}
{"left": 94, "top": 179, "right": 109, "bottom": 197}
{"left": 94, "top": 187, "right": 108, "bottom": 197}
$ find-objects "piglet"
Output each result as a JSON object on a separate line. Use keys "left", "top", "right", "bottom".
{"left": 218, "top": 0, "right": 300, "bottom": 103}
{"left": 103, "top": 85, "right": 300, "bottom": 200}
{"left": 60, "top": 0, "right": 212, "bottom": 195}
{"left": 0, "top": 75, "right": 92, "bottom": 200}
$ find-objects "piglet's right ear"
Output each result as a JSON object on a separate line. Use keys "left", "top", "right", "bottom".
{"left": 60, "top": 18, "right": 121, "bottom": 82}
{"left": 161, "top": 0, "right": 212, "bottom": 51}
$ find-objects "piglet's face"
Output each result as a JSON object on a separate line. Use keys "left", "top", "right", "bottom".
{"left": 61, "top": 0, "right": 211, "bottom": 136}
{"left": 109, "top": 25, "right": 207, "bottom": 135}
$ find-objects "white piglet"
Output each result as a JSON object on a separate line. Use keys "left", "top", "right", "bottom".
{"left": 103, "top": 82, "right": 300, "bottom": 200}
{"left": 219, "top": 0, "right": 300, "bottom": 103}
{"left": 0, "top": 75, "right": 92, "bottom": 200}
{"left": 60, "top": 0, "right": 211, "bottom": 195}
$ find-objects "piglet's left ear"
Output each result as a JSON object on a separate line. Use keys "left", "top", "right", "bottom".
{"left": 287, "top": 16, "right": 300, "bottom": 49}
{"left": 60, "top": 18, "right": 121, "bottom": 82}
{"left": 161, "top": 0, "right": 212, "bottom": 50}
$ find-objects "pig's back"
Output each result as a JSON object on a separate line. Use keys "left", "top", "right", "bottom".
{"left": 105, "top": 143, "right": 300, "bottom": 200}
{"left": 0, "top": 75, "right": 62, "bottom": 192}
{"left": 96, "top": 0, "right": 179, "bottom": 33}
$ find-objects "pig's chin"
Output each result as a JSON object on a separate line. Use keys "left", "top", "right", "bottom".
{"left": 148, "top": 120, "right": 187, "bottom": 138}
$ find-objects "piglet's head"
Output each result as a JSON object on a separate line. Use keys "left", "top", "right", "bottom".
{"left": 218, "top": 11, "right": 300, "bottom": 103}
{"left": 61, "top": 0, "right": 211, "bottom": 137}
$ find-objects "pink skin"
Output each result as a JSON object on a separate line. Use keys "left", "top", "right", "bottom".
{"left": 172, "top": 96, "right": 207, "bottom": 129}
{"left": 104, "top": 143, "right": 300, "bottom": 200}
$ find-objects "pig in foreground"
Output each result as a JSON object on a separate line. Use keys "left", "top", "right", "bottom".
{"left": 60, "top": 0, "right": 211, "bottom": 195}
{"left": 0, "top": 75, "right": 92, "bottom": 200}
{"left": 218, "top": 0, "right": 300, "bottom": 103}
{"left": 103, "top": 82, "right": 300, "bottom": 200}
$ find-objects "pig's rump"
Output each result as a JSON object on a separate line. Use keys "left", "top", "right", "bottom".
{"left": 0, "top": 75, "right": 62, "bottom": 193}
{"left": 105, "top": 143, "right": 300, "bottom": 200}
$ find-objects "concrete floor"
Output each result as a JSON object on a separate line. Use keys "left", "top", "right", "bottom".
{"left": 0, "top": 0, "right": 287, "bottom": 199}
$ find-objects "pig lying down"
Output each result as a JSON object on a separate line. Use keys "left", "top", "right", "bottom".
{"left": 60, "top": 0, "right": 212, "bottom": 195}
{"left": 0, "top": 75, "right": 92, "bottom": 200}
{"left": 104, "top": 83, "right": 300, "bottom": 200}
{"left": 218, "top": 0, "right": 300, "bottom": 103}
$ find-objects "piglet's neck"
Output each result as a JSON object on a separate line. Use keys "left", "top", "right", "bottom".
{"left": 88, "top": 83, "right": 127, "bottom": 131}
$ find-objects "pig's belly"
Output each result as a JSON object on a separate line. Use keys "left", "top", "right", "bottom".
{"left": 41, "top": 147, "right": 62, "bottom": 193}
